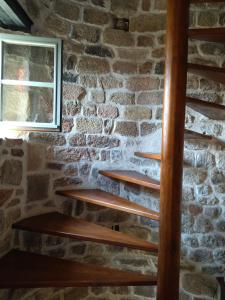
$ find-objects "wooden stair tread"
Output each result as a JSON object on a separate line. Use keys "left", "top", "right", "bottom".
{"left": 99, "top": 170, "right": 160, "bottom": 190}
{"left": 0, "top": 250, "right": 157, "bottom": 288}
{"left": 56, "top": 189, "right": 159, "bottom": 221}
{"left": 13, "top": 212, "right": 158, "bottom": 252}
{"left": 187, "top": 97, "right": 225, "bottom": 120}
{"left": 135, "top": 152, "right": 161, "bottom": 161}
{"left": 184, "top": 129, "right": 212, "bottom": 140}
{"left": 188, "top": 63, "right": 225, "bottom": 85}
{"left": 189, "top": 28, "right": 225, "bottom": 43}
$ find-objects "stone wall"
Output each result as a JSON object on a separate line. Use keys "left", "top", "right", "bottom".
{"left": 0, "top": 0, "right": 224, "bottom": 299}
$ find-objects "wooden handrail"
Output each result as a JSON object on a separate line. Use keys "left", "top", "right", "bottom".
{"left": 157, "top": 1, "right": 189, "bottom": 300}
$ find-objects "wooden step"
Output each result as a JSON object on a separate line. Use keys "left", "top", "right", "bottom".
{"left": 186, "top": 97, "right": 225, "bottom": 120}
{"left": 189, "top": 28, "right": 225, "bottom": 44}
{"left": 188, "top": 63, "right": 225, "bottom": 85}
{"left": 99, "top": 170, "right": 160, "bottom": 190}
{"left": 184, "top": 129, "right": 212, "bottom": 140}
{"left": 135, "top": 152, "right": 161, "bottom": 161}
{"left": 13, "top": 212, "right": 158, "bottom": 252}
{"left": 56, "top": 189, "right": 160, "bottom": 221}
{"left": 0, "top": 250, "right": 157, "bottom": 288}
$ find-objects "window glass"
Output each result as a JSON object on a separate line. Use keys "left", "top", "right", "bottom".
{"left": 3, "top": 43, "right": 54, "bottom": 82}
{"left": 2, "top": 85, "right": 54, "bottom": 123}
{"left": 0, "top": 33, "right": 62, "bottom": 131}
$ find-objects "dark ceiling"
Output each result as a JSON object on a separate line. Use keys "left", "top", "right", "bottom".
{"left": 0, "top": 0, "right": 32, "bottom": 31}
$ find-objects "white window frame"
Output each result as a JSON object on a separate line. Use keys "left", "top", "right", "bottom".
{"left": 0, "top": 33, "right": 62, "bottom": 132}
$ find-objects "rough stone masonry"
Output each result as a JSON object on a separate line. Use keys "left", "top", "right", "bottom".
{"left": 0, "top": 0, "right": 224, "bottom": 299}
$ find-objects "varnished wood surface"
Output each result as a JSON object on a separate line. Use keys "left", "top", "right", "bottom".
{"left": 188, "top": 63, "right": 225, "bottom": 85}
{"left": 187, "top": 97, "right": 225, "bottom": 120}
{"left": 189, "top": 28, "right": 225, "bottom": 44}
{"left": 135, "top": 152, "right": 161, "bottom": 161}
{"left": 13, "top": 212, "right": 158, "bottom": 252}
{"left": 99, "top": 170, "right": 160, "bottom": 190}
{"left": 184, "top": 129, "right": 212, "bottom": 140}
{"left": 0, "top": 250, "right": 157, "bottom": 288}
{"left": 56, "top": 189, "right": 160, "bottom": 221}
{"left": 157, "top": 1, "right": 189, "bottom": 300}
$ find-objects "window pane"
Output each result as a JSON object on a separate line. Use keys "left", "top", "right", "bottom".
{"left": 2, "top": 42, "right": 54, "bottom": 82}
{"left": 2, "top": 85, "right": 54, "bottom": 123}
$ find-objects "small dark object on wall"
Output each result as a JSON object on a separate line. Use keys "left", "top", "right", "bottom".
{"left": 113, "top": 17, "right": 129, "bottom": 32}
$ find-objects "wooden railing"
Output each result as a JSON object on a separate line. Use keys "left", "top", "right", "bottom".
{"left": 157, "top": 1, "right": 189, "bottom": 299}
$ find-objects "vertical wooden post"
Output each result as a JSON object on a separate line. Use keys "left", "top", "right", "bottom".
{"left": 157, "top": 1, "right": 189, "bottom": 300}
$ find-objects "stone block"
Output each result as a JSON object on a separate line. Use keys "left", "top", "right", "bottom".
{"left": 54, "top": 177, "right": 82, "bottom": 188}
{"left": 123, "top": 106, "right": 152, "bottom": 121}
{"left": 76, "top": 117, "right": 103, "bottom": 134}
{"left": 130, "top": 14, "right": 166, "bottom": 32}
{"left": 114, "top": 121, "right": 139, "bottom": 137}
{"left": 198, "top": 11, "right": 218, "bottom": 27}
{"left": 52, "top": 147, "right": 99, "bottom": 163}
{"left": 62, "top": 117, "right": 74, "bottom": 133}
{"left": 91, "top": 91, "right": 106, "bottom": 103}
{"left": 63, "top": 84, "right": 86, "bottom": 101}
{"left": 10, "top": 148, "right": 24, "bottom": 158}
{"left": 139, "top": 61, "right": 154, "bottom": 74}
{"left": 113, "top": 61, "right": 137, "bottom": 74}
{"left": 64, "top": 164, "right": 79, "bottom": 176}
{"left": 137, "top": 91, "right": 163, "bottom": 105}
{"left": 142, "top": 0, "right": 151, "bottom": 11}
{"left": 140, "top": 123, "right": 161, "bottom": 136}
{"left": 27, "top": 174, "right": 49, "bottom": 202}
{"left": 65, "top": 100, "right": 81, "bottom": 116}
{"left": 87, "top": 135, "right": 119, "bottom": 148}
{"left": 27, "top": 143, "right": 44, "bottom": 172}
{"left": 85, "top": 45, "right": 114, "bottom": 58}
{"left": 44, "top": 15, "right": 70, "bottom": 37}
{"left": 77, "top": 57, "right": 110, "bottom": 74}
{"left": 182, "top": 273, "right": 218, "bottom": 299}
{"left": 154, "top": 0, "right": 167, "bottom": 10}
{"left": 5, "top": 139, "right": 23, "bottom": 147}
{"left": 103, "top": 29, "right": 135, "bottom": 47}
{"left": 0, "top": 160, "right": 22, "bottom": 186}
{"left": 91, "top": 0, "right": 107, "bottom": 7}
{"left": 69, "top": 133, "right": 86, "bottom": 147}
{"left": 54, "top": 0, "right": 80, "bottom": 21}
{"left": 72, "top": 23, "right": 100, "bottom": 43}
{"left": 84, "top": 8, "right": 109, "bottom": 25}
{"left": 0, "top": 189, "right": 13, "bottom": 206}
{"left": 99, "top": 76, "right": 123, "bottom": 89}
{"left": 98, "top": 104, "right": 119, "bottom": 119}
{"left": 189, "top": 248, "right": 212, "bottom": 263}
{"left": 29, "top": 133, "right": 66, "bottom": 146}
{"left": 118, "top": 48, "right": 149, "bottom": 62}
{"left": 110, "top": 92, "right": 135, "bottom": 105}
{"left": 111, "top": 0, "right": 139, "bottom": 15}
{"left": 126, "top": 77, "right": 159, "bottom": 92}
{"left": 137, "top": 35, "right": 154, "bottom": 47}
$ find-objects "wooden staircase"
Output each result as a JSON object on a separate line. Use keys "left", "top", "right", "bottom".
{"left": 0, "top": 0, "right": 224, "bottom": 298}
{"left": 0, "top": 250, "right": 156, "bottom": 288}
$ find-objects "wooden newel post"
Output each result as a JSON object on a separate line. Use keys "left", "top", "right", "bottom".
{"left": 157, "top": 1, "right": 189, "bottom": 300}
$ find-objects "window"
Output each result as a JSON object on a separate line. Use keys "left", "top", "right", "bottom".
{"left": 0, "top": 33, "right": 62, "bottom": 131}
